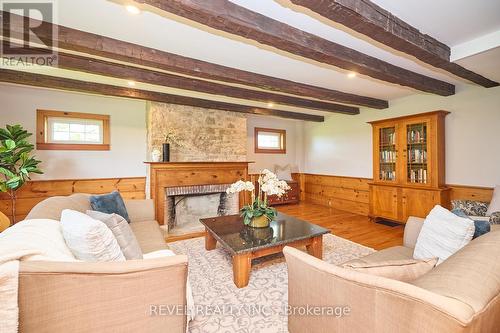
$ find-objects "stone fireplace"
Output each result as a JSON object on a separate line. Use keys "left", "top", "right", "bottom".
{"left": 165, "top": 184, "right": 239, "bottom": 236}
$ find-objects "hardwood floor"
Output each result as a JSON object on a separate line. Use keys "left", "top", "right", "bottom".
{"left": 278, "top": 202, "right": 404, "bottom": 250}
{"left": 167, "top": 201, "right": 404, "bottom": 250}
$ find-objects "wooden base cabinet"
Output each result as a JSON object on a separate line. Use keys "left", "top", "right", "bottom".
{"left": 370, "top": 184, "right": 450, "bottom": 223}
{"left": 368, "top": 111, "right": 450, "bottom": 223}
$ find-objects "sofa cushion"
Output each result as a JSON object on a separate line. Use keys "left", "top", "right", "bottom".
{"left": 343, "top": 257, "right": 438, "bottom": 282}
{"left": 411, "top": 230, "right": 500, "bottom": 313}
{"left": 61, "top": 209, "right": 125, "bottom": 262}
{"left": 414, "top": 205, "right": 475, "bottom": 265}
{"left": 26, "top": 193, "right": 91, "bottom": 221}
{"left": 351, "top": 246, "right": 414, "bottom": 264}
{"left": 90, "top": 191, "right": 130, "bottom": 223}
{"left": 129, "top": 220, "right": 168, "bottom": 254}
{"left": 86, "top": 210, "right": 143, "bottom": 260}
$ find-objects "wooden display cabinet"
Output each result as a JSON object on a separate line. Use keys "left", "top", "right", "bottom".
{"left": 368, "top": 111, "right": 451, "bottom": 223}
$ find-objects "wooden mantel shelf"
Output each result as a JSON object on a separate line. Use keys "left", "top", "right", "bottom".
{"left": 147, "top": 161, "right": 251, "bottom": 225}
{"left": 144, "top": 161, "right": 254, "bottom": 165}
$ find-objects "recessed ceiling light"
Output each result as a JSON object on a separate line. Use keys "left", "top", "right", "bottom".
{"left": 126, "top": 5, "right": 141, "bottom": 15}
{"left": 267, "top": 102, "right": 275, "bottom": 108}
{"left": 127, "top": 80, "right": 136, "bottom": 87}
{"left": 347, "top": 72, "right": 357, "bottom": 78}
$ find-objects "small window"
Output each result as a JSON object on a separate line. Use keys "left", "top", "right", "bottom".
{"left": 255, "top": 127, "right": 286, "bottom": 154}
{"left": 37, "top": 110, "right": 110, "bottom": 150}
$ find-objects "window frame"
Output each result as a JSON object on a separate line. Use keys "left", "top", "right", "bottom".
{"left": 36, "top": 109, "right": 110, "bottom": 151}
{"left": 254, "top": 127, "right": 286, "bottom": 154}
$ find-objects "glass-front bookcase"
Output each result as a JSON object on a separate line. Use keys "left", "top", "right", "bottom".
{"left": 378, "top": 126, "right": 397, "bottom": 182}
{"left": 406, "top": 122, "right": 428, "bottom": 185}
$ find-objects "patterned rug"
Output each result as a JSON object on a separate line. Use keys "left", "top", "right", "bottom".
{"left": 169, "top": 234, "right": 375, "bottom": 333}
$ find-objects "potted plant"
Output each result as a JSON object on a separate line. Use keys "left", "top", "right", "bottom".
{"left": 0, "top": 125, "right": 43, "bottom": 225}
{"left": 227, "top": 169, "right": 290, "bottom": 228}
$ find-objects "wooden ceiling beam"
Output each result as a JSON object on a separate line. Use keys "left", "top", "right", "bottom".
{"left": 0, "top": 69, "right": 324, "bottom": 122}
{"left": 288, "top": 0, "right": 499, "bottom": 88}
{"left": 0, "top": 11, "right": 387, "bottom": 109}
{"left": 133, "top": 0, "right": 455, "bottom": 96}
{"left": 8, "top": 45, "right": 358, "bottom": 114}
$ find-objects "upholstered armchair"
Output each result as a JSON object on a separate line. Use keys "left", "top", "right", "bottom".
{"left": 451, "top": 200, "right": 500, "bottom": 224}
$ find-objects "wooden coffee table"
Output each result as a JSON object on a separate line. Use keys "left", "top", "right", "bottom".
{"left": 200, "top": 213, "right": 330, "bottom": 288}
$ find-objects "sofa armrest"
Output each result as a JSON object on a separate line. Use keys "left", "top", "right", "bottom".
{"left": 125, "top": 199, "right": 155, "bottom": 222}
{"left": 283, "top": 246, "right": 473, "bottom": 333}
{"left": 403, "top": 216, "right": 425, "bottom": 249}
{"left": 18, "top": 256, "right": 188, "bottom": 333}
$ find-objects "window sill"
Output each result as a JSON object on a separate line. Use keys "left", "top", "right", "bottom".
{"left": 36, "top": 143, "right": 110, "bottom": 151}
{"left": 254, "top": 148, "right": 286, "bottom": 154}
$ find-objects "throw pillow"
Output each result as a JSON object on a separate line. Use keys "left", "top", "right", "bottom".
{"left": 86, "top": 210, "right": 143, "bottom": 260}
{"left": 274, "top": 164, "right": 293, "bottom": 181}
{"left": 60, "top": 209, "right": 125, "bottom": 262}
{"left": 451, "top": 208, "right": 491, "bottom": 239}
{"left": 90, "top": 191, "right": 131, "bottom": 223}
{"left": 486, "top": 185, "right": 500, "bottom": 216}
{"left": 343, "top": 258, "right": 438, "bottom": 282}
{"left": 490, "top": 212, "right": 500, "bottom": 225}
{"left": 413, "top": 205, "right": 475, "bottom": 265}
{"left": 451, "top": 200, "right": 489, "bottom": 217}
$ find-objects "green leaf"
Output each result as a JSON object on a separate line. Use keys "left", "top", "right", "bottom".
{"left": 0, "top": 167, "right": 15, "bottom": 178}
{"left": 6, "top": 176, "right": 21, "bottom": 189}
{"left": 4, "top": 139, "right": 15, "bottom": 150}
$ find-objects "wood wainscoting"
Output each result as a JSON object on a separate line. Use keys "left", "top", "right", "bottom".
{"left": 0, "top": 177, "right": 146, "bottom": 223}
{"left": 302, "top": 174, "right": 370, "bottom": 216}
{"left": 300, "top": 174, "right": 494, "bottom": 217}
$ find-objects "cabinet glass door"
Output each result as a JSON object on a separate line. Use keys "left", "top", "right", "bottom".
{"left": 405, "top": 122, "right": 429, "bottom": 185}
{"left": 378, "top": 126, "right": 397, "bottom": 182}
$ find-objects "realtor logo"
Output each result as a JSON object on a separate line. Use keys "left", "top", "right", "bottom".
{"left": 1, "top": 0, "right": 58, "bottom": 67}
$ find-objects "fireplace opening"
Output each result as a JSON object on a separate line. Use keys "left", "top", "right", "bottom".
{"left": 165, "top": 184, "right": 239, "bottom": 236}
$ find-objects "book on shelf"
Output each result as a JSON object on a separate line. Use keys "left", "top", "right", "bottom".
{"left": 407, "top": 129, "right": 426, "bottom": 143}
{"left": 408, "top": 149, "right": 427, "bottom": 163}
{"left": 381, "top": 131, "right": 396, "bottom": 145}
{"left": 380, "top": 150, "right": 396, "bottom": 163}
{"left": 380, "top": 170, "right": 396, "bottom": 181}
{"left": 409, "top": 168, "right": 427, "bottom": 183}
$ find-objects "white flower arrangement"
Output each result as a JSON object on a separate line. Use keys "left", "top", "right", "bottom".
{"left": 226, "top": 169, "right": 291, "bottom": 226}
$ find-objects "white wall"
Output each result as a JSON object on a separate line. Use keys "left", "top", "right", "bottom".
{"left": 304, "top": 85, "right": 500, "bottom": 187}
{"left": 246, "top": 115, "right": 304, "bottom": 174}
{"left": 0, "top": 84, "right": 148, "bottom": 180}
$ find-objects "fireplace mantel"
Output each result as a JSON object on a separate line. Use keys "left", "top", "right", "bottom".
{"left": 145, "top": 161, "right": 252, "bottom": 225}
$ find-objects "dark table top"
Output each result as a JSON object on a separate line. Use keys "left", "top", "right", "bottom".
{"left": 200, "top": 212, "right": 330, "bottom": 255}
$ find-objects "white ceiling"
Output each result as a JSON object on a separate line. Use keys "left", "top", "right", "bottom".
{"left": 3, "top": 0, "right": 500, "bottom": 114}
{"left": 370, "top": 0, "right": 500, "bottom": 46}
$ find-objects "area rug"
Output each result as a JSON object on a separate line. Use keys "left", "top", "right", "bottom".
{"left": 169, "top": 234, "right": 375, "bottom": 333}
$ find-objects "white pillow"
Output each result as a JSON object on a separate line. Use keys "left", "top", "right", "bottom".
{"left": 274, "top": 164, "right": 293, "bottom": 181}
{"left": 486, "top": 185, "right": 500, "bottom": 216}
{"left": 86, "top": 210, "right": 143, "bottom": 260}
{"left": 413, "top": 205, "right": 475, "bottom": 265}
{"left": 61, "top": 209, "right": 125, "bottom": 262}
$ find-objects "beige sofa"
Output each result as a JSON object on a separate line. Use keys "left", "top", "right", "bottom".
{"left": 19, "top": 194, "right": 188, "bottom": 333}
{"left": 284, "top": 217, "right": 500, "bottom": 333}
